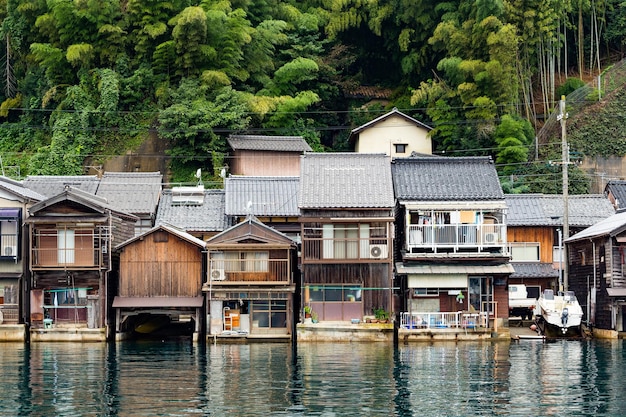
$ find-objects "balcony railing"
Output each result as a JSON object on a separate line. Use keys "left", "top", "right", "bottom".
{"left": 400, "top": 311, "right": 489, "bottom": 330}
{"left": 208, "top": 259, "right": 290, "bottom": 283}
{"left": 0, "top": 304, "right": 19, "bottom": 323}
{"left": 406, "top": 223, "right": 506, "bottom": 252}
{"left": 302, "top": 238, "right": 389, "bottom": 261}
{"left": 32, "top": 247, "right": 102, "bottom": 269}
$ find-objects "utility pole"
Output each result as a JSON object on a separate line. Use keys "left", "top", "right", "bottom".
{"left": 558, "top": 96, "right": 569, "bottom": 291}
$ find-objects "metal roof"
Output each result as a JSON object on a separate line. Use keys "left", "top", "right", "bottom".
{"left": 156, "top": 189, "right": 227, "bottom": 232}
{"left": 227, "top": 135, "right": 312, "bottom": 152}
{"left": 95, "top": 172, "right": 162, "bottom": 216}
{"left": 299, "top": 153, "right": 395, "bottom": 209}
{"left": 225, "top": 176, "right": 299, "bottom": 217}
{"left": 392, "top": 156, "right": 504, "bottom": 201}
{"left": 565, "top": 210, "right": 626, "bottom": 243}
{"left": 506, "top": 194, "right": 615, "bottom": 227}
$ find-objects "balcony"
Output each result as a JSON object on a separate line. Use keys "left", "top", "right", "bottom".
{"left": 31, "top": 229, "right": 104, "bottom": 270}
{"left": 406, "top": 223, "right": 506, "bottom": 253}
{"left": 208, "top": 258, "right": 290, "bottom": 285}
{"left": 302, "top": 238, "right": 390, "bottom": 262}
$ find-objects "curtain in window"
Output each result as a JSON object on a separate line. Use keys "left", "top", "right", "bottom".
{"left": 58, "top": 230, "right": 75, "bottom": 264}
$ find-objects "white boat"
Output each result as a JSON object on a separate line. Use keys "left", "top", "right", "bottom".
{"left": 536, "top": 289, "right": 583, "bottom": 337}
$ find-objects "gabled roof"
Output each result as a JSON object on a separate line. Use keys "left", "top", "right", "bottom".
{"left": 0, "top": 176, "right": 46, "bottom": 202}
{"left": 349, "top": 107, "right": 432, "bottom": 140}
{"left": 115, "top": 223, "right": 206, "bottom": 251}
{"left": 206, "top": 215, "right": 295, "bottom": 247}
{"left": 506, "top": 194, "right": 615, "bottom": 227}
{"left": 299, "top": 153, "right": 395, "bottom": 209}
{"left": 227, "top": 135, "right": 312, "bottom": 152}
{"left": 391, "top": 156, "right": 504, "bottom": 201}
{"left": 27, "top": 187, "right": 137, "bottom": 221}
{"left": 225, "top": 176, "right": 299, "bottom": 217}
{"left": 23, "top": 175, "right": 100, "bottom": 197}
{"left": 605, "top": 180, "right": 626, "bottom": 209}
{"left": 565, "top": 210, "right": 626, "bottom": 243}
{"left": 156, "top": 189, "right": 227, "bottom": 232}
{"left": 95, "top": 172, "right": 162, "bottom": 216}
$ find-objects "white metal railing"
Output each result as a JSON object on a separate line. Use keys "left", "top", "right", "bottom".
{"left": 406, "top": 224, "right": 506, "bottom": 251}
{"left": 400, "top": 311, "right": 488, "bottom": 330}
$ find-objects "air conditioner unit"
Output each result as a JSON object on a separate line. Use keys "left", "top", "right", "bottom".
{"left": 484, "top": 233, "right": 499, "bottom": 244}
{"left": 370, "top": 244, "right": 388, "bottom": 259}
{"left": 4, "top": 246, "right": 16, "bottom": 257}
{"left": 210, "top": 269, "right": 226, "bottom": 281}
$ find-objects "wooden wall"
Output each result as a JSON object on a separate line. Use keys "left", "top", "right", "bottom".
{"left": 507, "top": 226, "right": 554, "bottom": 263}
{"left": 118, "top": 231, "right": 203, "bottom": 297}
{"left": 231, "top": 150, "right": 301, "bottom": 176}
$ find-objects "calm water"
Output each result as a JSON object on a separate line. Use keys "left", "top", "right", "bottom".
{"left": 1, "top": 339, "right": 625, "bottom": 416}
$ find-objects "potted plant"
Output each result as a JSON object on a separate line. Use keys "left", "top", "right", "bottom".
{"left": 373, "top": 307, "right": 390, "bottom": 323}
{"left": 304, "top": 305, "right": 312, "bottom": 318}
{"left": 311, "top": 311, "right": 318, "bottom": 324}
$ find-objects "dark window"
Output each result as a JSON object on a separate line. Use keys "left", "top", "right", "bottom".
{"left": 394, "top": 144, "right": 408, "bottom": 153}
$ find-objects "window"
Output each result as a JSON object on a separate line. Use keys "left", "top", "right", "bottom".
{"left": 510, "top": 243, "right": 540, "bottom": 261}
{"left": 308, "top": 285, "right": 362, "bottom": 302}
{"left": 212, "top": 251, "right": 269, "bottom": 272}
{"left": 252, "top": 300, "right": 287, "bottom": 328}
{"left": 58, "top": 229, "right": 75, "bottom": 264}
{"left": 0, "top": 209, "right": 20, "bottom": 258}
{"left": 394, "top": 143, "right": 408, "bottom": 154}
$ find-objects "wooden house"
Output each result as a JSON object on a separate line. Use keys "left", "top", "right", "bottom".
{"left": 565, "top": 211, "right": 626, "bottom": 337}
{"left": 155, "top": 187, "right": 227, "bottom": 242}
{"left": 506, "top": 194, "right": 615, "bottom": 299}
{"left": 224, "top": 176, "right": 300, "bottom": 240}
{"left": 391, "top": 156, "right": 513, "bottom": 327}
{"left": 203, "top": 215, "right": 297, "bottom": 339}
{"left": 349, "top": 108, "right": 432, "bottom": 157}
{"left": 0, "top": 177, "right": 45, "bottom": 333}
{"left": 26, "top": 187, "right": 137, "bottom": 339}
{"left": 605, "top": 180, "right": 626, "bottom": 211}
{"left": 95, "top": 171, "right": 163, "bottom": 236}
{"left": 112, "top": 224, "right": 206, "bottom": 341}
{"left": 299, "top": 153, "right": 395, "bottom": 322}
{"left": 227, "top": 135, "right": 312, "bottom": 176}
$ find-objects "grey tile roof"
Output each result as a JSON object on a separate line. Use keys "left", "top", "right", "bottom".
{"left": 156, "top": 189, "right": 227, "bottom": 232}
{"left": 228, "top": 135, "right": 312, "bottom": 152}
{"left": 95, "top": 172, "right": 162, "bottom": 216}
{"left": 299, "top": 153, "right": 395, "bottom": 209}
{"left": 350, "top": 107, "right": 432, "bottom": 137}
{"left": 225, "top": 176, "right": 300, "bottom": 217}
{"left": 565, "top": 210, "right": 626, "bottom": 243}
{"left": 506, "top": 194, "right": 615, "bottom": 227}
{"left": 23, "top": 175, "right": 101, "bottom": 197}
{"left": 510, "top": 262, "right": 559, "bottom": 279}
{"left": 391, "top": 156, "right": 504, "bottom": 201}
{"left": 0, "top": 176, "right": 46, "bottom": 202}
{"left": 605, "top": 180, "right": 626, "bottom": 209}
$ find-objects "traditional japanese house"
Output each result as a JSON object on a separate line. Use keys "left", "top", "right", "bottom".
{"left": 26, "top": 187, "right": 137, "bottom": 341}
{"left": 391, "top": 156, "right": 513, "bottom": 331}
{"left": 506, "top": 194, "right": 615, "bottom": 299}
{"left": 349, "top": 107, "right": 432, "bottom": 158}
{"left": 95, "top": 171, "right": 163, "bottom": 236}
{"left": 203, "top": 215, "right": 297, "bottom": 340}
{"left": 112, "top": 224, "right": 206, "bottom": 341}
{"left": 565, "top": 210, "right": 626, "bottom": 337}
{"left": 224, "top": 176, "right": 300, "bottom": 240}
{"left": 299, "top": 153, "right": 395, "bottom": 323}
{"left": 227, "top": 135, "right": 312, "bottom": 176}
{"left": 155, "top": 187, "right": 227, "bottom": 242}
{"left": 604, "top": 180, "right": 626, "bottom": 211}
{"left": 0, "top": 177, "right": 45, "bottom": 341}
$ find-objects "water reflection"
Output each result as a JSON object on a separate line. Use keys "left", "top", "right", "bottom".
{"left": 1, "top": 340, "right": 626, "bottom": 416}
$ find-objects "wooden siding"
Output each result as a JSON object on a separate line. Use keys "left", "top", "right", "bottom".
{"left": 118, "top": 233, "right": 203, "bottom": 297}
{"left": 231, "top": 150, "right": 301, "bottom": 176}
{"left": 508, "top": 226, "right": 554, "bottom": 263}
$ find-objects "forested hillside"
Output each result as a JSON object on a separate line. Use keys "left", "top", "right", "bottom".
{"left": 0, "top": 0, "right": 624, "bottom": 188}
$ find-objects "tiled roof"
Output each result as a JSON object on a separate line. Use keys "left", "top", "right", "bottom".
{"left": 605, "top": 180, "right": 626, "bottom": 209}
{"left": 225, "top": 176, "right": 299, "bottom": 217}
{"left": 391, "top": 156, "right": 504, "bottom": 201}
{"left": 565, "top": 210, "right": 626, "bottom": 243}
{"left": 156, "top": 189, "right": 227, "bottom": 232}
{"left": 23, "top": 175, "right": 100, "bottom": 197}
{"left": 350, "top": 107, "right": 432, "bottom": 137}
{"left": 299, "top": 153, "right": 394, "bottom": 209}
{"left": 510, "top": 262, "right": 559, "bottom": 279}
{"left": 227, "top": 135, "right": 312, "bottom": 152}
{"left": 506, "top": 194, "right": 615, "bottom": 227}
{"left": 95, "top": 172, "right": 162, "bottom": 216}
{"left": 0, "top": 176, "right": 46, "bottom": 202}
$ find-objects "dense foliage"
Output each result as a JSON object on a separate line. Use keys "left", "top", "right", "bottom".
{"left": 0, "top": 0, "right": 624, "bottom": 186}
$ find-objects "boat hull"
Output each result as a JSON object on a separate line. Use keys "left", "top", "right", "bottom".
{"left": 536, "top": 290, "right": 583, "bottom": 338}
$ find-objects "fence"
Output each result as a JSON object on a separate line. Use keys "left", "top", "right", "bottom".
{"left": 400, "top": 311, "right": 488, "bottom": 330}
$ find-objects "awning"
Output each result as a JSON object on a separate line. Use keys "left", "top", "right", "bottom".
{"left": 112, "top": 296, "right": 203, "bottom": 308}
{"left": 606, "top": 288, "right": 626, "bottom": 297}
{"left": 396, "top": 263, "right": 515, "bottom": 275}
{"left": 0, "top": 208, "right": 20, "bottom": 219}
